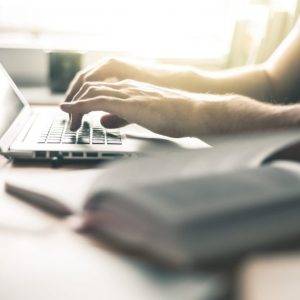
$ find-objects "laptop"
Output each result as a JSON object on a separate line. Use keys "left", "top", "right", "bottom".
{"left": 0, "top": 63, "right": 163, "bottom": 161}
{"left": 0, "top": 64, "right": 209, "bottom": 161}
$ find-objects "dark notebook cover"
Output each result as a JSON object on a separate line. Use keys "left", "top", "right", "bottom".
{"left": 6, "top": 129, "right": 300, "bottom": 267}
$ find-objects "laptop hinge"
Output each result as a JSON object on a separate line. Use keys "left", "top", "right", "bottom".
{"left": 0, "top": 107, "right": 33, "bottom": 155}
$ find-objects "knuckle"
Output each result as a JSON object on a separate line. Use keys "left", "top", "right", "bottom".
{"left": 120, "top": 79, "right": 134, "bottom": 85}
{"left": 83, "top": 71, "right": 95, "bottom": 82}
{"left": 97, "top": 85, "right": 106, "bottom": 91}
{"left": 87, "top": 86, "right": 97, "bottom": 94}
{"left": 106, "top": 57, "right": 119, "bottom": 65}
{"left": 76, "top": 71, "right": 85, "bottom": 81}
{"left": 81, "top": 82, "right": 89, "bottom": 90}
{"left": 82, "top": 74, "right": 90, "bottom": 81}
{"left": 82, "top": 81, "right": 93, "bottom": 89}
{"left": 114, "top": 98, "right": 125, "bottom": 106}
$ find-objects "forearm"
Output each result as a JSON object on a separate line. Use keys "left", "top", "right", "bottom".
{"left": 159, "top": 21, "right": 300, "bottom": 103}
{"left": 153, "top": 65, "right": 275, "bottom": 102}
{"left": 191, "top": 95, "right": 300, "bottom": 137}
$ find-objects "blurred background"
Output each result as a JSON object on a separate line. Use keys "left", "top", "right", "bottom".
{"left": 0, "top": 0, "right": 299, "bottom": 88}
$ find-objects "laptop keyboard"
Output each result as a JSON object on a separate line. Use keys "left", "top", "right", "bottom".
{"left": 38, "top": 116, "right": 122, "bottom": 145}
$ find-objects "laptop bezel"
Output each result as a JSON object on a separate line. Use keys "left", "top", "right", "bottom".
{"left": 0, "top": 64, "right": 32, "bottom": 154}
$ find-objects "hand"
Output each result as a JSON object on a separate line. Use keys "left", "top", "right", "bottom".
{"left": 65, "top": 58, "right": 157, "bottom": 103}
{"left": 61, "top": 79, "right": 300, "bottom": 138}
{"left": 61, "top": 80, "right": 202, "bottom": 137}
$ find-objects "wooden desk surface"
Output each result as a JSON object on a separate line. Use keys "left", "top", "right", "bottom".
{"left": 4, "top": 151, "right": 300, "bottom": 300}
{"left": 238, "top": 254, "right": 300, "bottom": 300}
{"left": 0, "top": 155, "right": 222, "bottom": 300}
{"left": 2, "top": 103, "right": 298, "bottom": 299}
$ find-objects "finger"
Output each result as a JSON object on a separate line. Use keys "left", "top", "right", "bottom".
{"left": 61, "top": 97, "right": 126, "bottom": 130}
{"left": 70, "top": 112, "right": 83, "bottom": 131}
{"left": 65, "top": 74, "right": 81, "bottom": 102}
{"left": 61, "top": 97, "right": 124, "bottom": 114}
{"left": 100, "top": 114, "right": 129, "bottom": 128}
{"left": 64, "top": 60, "right": 131, "bottom": 103}
{"left": 64, "top": 65, "right": 94, "bottom": 102}
{"left": 84, "top": 80, "right": 131, "bottom": 90}
{"left": 72, "top": 83, "right": 129, "bottom": 102}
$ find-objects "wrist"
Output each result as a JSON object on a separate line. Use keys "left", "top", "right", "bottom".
{"left": 189, "top": 95, "right": 233, "bottom": 137}
{"left": 193, "top": 97, "right": 300, "bottom": 137}
{"left": 268, "top": 104, "right": 300, "bottom": 129}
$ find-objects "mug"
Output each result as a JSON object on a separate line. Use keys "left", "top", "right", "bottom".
{"left": 48, "top": 50, "right": 82, "bottom": 93}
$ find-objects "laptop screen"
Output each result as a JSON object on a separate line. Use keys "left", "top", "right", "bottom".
{"left": 0, "top": 69, "right": 25, "bottom": 139}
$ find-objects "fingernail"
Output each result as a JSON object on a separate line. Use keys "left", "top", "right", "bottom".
{"left": 61, "top": 104, "right": 72, "bottom": 113}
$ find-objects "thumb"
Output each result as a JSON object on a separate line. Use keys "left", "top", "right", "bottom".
{"left": 101, "top": 114, "right": 129, "bottom": 128}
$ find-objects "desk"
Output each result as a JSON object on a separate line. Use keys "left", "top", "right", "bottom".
{"left": 238, "top": 254, "right": 300, "bottom": 300}
{"left": 0, "top": 155, "right": 225, "bottom": 300}
{"left": 2, "top": 100, "right": 298, "bottom": 300}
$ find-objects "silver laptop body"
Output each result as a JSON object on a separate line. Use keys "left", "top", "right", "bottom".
{"left": 0, "top": 64, "right": 146, "bottom": 161}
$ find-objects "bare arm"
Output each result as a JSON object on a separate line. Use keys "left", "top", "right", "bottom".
{"left": 65, "top": 22, "right": 300, "bottom": 104}
{"left": 65, "top": 58, "right": 274, "bottom": 103}
{"left": 156, "top": 65, "right": 274, "bottom": 102}
{"left": 264, "top": 20, "right": 300, "bottom": 103}
{"left": 157, "top": 21, "right": 300, "bottom": 103}
{"left": 61, "top": 80, "right": 300, "bottom": 137}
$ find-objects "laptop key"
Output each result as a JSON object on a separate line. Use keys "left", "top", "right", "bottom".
{"left": 93, "top": 131, "right": 104, "bottom": 134}
{"left": 78, "top": 141, "right": 90, "bottom": 144}
{"left": 49, "top": 136, "right": 62, "bottom": 140}
{"left": 107, "top": 140, "right": 122, "bottom": 145}
{"left": 93, "top": 137, "right": 105, "bottom": 141}
{"left": 37, "top": 116, "right": 122, "bottom": 147}
{"left": 107, "top": 133, "right": 121, "bottom": 139}
{"left": 77, "top": 137, "right": 90, "bottom": 144}
{"left": 62, "top": 138, "right": 76, "bottom": 143}
{"left": 47, "top": 140, "right": 61, "bottom": 144}
{"left": 92, "top": 140, "right": 105, "bottom": 144}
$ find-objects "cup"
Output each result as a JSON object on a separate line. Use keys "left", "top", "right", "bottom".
{"left": 48, "top": 50, "right": 82, "bottom": 93}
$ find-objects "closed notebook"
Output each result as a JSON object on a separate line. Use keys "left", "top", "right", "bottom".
{"left": 83, "top": 158, "right": 300, "bottom": 267}
{"left": 6, "top": 129, "right": 300, "bottom": 267}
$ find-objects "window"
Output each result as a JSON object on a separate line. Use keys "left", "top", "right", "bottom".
{"left": 0, "top": 0, "right": 298, "bottom": 60}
